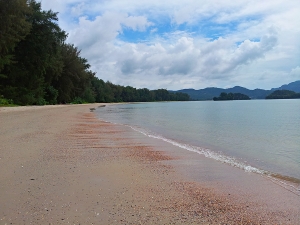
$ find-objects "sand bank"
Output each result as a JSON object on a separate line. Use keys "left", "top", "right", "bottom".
{"left": 0, "top": 104, "right": 299, "bottom": 224}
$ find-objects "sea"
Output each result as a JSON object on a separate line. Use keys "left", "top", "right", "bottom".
{"left": 95, "top": 100, "right": 300, "bottom": 195}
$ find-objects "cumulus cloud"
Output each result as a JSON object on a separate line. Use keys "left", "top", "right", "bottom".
{"left": 79, "top": 29, "right": 277, "bottom": 88}
{"left": 69, "top": 13, "right": 152, "bottom": 46}
{"left": 113, "top": 29, "right": 277, "bottom": 77}
{"left": 40, "top": 0, "right": 300, "bottom": 90}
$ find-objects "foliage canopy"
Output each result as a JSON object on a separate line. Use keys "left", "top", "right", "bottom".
{"left": 265, "top": 90, "right": 300, "bottom": 99}
{"left": 213, "top": 92, "right": 251, "bottom": 101}
{"left": 0, "top": 0, "right": 189, "bottom": 105}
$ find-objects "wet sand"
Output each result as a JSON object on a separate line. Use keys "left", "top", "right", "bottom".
{"left": 0, "top": 104, "right": 299, "bottom": 224}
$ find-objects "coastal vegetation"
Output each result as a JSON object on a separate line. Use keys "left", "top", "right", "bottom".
{"left": 0, "top": 95, "right": 15, "bottom": 106}
{"left": 213, "top": 92, "right": 251, "bottom": 101}
{"left": 0, "top": 0, "right": 189, "bottom": 106}
{"left": 265, "top": 90, "right": 300, "bottom": 99}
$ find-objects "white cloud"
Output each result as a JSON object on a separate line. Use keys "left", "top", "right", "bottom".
{"left": 70, "top": 2, "right": 85, "bottom": 16}
{"left": 40, "top": 0, "right": 300, "bottom": 90}
{"left": 77, "top": 29, "right": 278, "bottom": 89}
{"left": 122, "top": 16, "right": 153, "bottom": 31}
{"left": 291, "top": 66, "right": 300, "bottom": 77}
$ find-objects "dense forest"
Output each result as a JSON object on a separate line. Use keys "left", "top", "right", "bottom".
{"left": 265, "top": 90, "right": 300, "bottom": 99}
{"left": 0, "top": 0, "right": 189, "bottom": 106}
{"left": 213, "top": 92, "right": 250, "bottom": 101}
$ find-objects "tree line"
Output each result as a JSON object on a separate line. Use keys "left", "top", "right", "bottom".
{"left": 265, "top": 90, "right": 300, "bottom": 99}
{"left": 213, "top": 92, "right": 250, "bottom": 101}
{"left": 0, "top": 0, "right": 189, "bottom": 106}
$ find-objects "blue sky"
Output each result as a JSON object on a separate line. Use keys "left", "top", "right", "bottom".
{"left": 41, "top": 0, "right": 300, "bottom": 90}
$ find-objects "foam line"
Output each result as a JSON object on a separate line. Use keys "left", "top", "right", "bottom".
{"left": 129, "top": 125, "right": 264, "bottom": 174}
{"left": 97, "top": 116, "right": 300, "bottom": 196}
{"left": 128, "top": 125, "right": 300, "bottom": 196}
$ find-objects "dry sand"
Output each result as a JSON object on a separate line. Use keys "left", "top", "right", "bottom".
{"left": 0, "top": 104, "right": 299, "bottom": 224}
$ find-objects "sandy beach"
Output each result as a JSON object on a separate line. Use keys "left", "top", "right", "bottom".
{"left": 0, "top": 104, "right": 299, "bottom": 224}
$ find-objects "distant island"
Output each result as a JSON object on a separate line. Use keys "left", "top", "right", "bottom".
{"left": 266, "top": 90, "right": 300, "bottom": 99}
{"left": 213, "top": 92, "right": 250, "bottom": 101}
{"left": 173, "top": 80, "right": 300, "bottom": 100}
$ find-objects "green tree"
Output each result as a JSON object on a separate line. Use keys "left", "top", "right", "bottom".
{"left": 0, "top": 0, "right": 67, "bottom": 105}
{"left": 121, "top": 86, "right": 138, "bottom": 102}
{"left": 92, "top": 77, "right": 107, "bottom": 102}
{"left": 0, "top": 0, "right": 31, "bottom": 73}
{"left": 154, "top": 89, "right": 170, "bottom": 101}
{"left": 213, "top": 92, "right": 250, "bottom": 101}
{"left": 266, "top": 90, "right": 300, "bottom": 99}
{"left": 53, "top": 44, "right": 88, "bottom": 103}
{"left": 0, "top": 1, "right": 190, "bottom": 105}
{"left": 138, "top": 88, "right": 153, "bottom": 102}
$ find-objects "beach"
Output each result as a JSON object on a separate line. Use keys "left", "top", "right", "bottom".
{"left": 0, "top": 104, "right": 299, "bottom": 224}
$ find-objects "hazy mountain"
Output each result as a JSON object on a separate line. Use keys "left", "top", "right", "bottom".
{"left": 271, "top": 80, "right": 300, "bottom": 93}
{"left": 174, "top": 80, "right": 300, "bottom": 100}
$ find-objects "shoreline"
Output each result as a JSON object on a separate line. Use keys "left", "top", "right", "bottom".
{"left": 0, "top": 104, "right": 299, "bottom": 224}
{"left": 126, "top": 122, "right": 300, "bottom": 197}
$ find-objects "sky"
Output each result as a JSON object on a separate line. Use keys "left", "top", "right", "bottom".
{"left": 40, "top": 0, "right": 300, "bottom": 90}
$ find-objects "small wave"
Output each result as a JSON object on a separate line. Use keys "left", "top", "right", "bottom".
{"left": 128, "top": 125, "right": 300, "bottom": 196}
{"left": 96, "top": 116, "right": 300, "bottom": 197}
{"left": 128, "top": 125, "right": 265, "bottom": 174}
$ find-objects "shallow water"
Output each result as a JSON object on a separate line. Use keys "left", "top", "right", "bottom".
{"left": 95, "top": 100, "right": 300, "bottom": 192}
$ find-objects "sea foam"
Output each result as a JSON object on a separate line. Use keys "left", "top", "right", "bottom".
{"left": 128, "top": 125, "right": 265, "bottom": 174}
{"left": 128, "top": 125, "right": 300, "bottom": 196}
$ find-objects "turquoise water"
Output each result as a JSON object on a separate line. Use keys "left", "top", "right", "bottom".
{"left": 95, "top": 100, "right": 300, "bottom": 187}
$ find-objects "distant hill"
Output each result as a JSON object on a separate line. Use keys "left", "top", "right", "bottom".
{"left": 173, "top": 80, "right": 300, "bottom": 100}
{"left": 271, "top": 80, "right": 300, "bottom": 93}
{"left": 266, "top": 90, "right": 300, "bottom": 99}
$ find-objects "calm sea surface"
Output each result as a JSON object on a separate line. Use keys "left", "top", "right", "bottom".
{"left": 95, "top": 100, "right": 300, "bottom": 185}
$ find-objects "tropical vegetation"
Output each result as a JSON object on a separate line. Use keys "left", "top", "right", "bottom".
{"left": 213, "top": 92, "right": 250, "bottom": 101}
{"left": 265, "top": 90, "right": 300, "bottom": 99}
{"left": 0, "top": 0, "right": 189, "bottom": 106}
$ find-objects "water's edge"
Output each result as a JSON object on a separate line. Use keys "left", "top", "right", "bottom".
{"left": 129, "top": 124, "right": 300, "bottom": 196}
{"left": 97, "top": 112, "right": 300, "bottom": 197}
